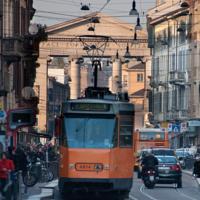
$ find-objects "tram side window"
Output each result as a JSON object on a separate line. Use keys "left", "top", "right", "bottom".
{"left": 119, "top": 119, "right": 133, "bottom": 147}
{"left": 112, "top": 119, "right": 118, "bottom": 148}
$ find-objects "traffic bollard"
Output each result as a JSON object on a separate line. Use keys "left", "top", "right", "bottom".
{"left": 17, "top": 170, "right": 23, "bottom": 200}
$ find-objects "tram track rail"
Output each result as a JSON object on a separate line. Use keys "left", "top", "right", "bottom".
{"left": 129, "top": 183, "right": 199, "bottom": 200}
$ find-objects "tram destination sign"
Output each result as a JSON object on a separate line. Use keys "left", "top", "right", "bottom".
{"left": 71, "top": 103, "right": 110, "bottom": 112}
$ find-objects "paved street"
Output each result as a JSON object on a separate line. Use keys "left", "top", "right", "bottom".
{"left": 34, "top": 172, "right": 199, "bottom": 200}
{"left": 129, "top": 173, "right": 200, "bottom": 200}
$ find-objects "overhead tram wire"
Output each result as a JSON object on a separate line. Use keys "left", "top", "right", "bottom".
{"left": 34, "top": 0, "right": 154, "bottom": 16}
{"left": 33, "top": 14, "right": 197, "bottom": 27}
{"left": 98, "top": 0, "right": 111, "bottom": 12}
{"left": 34, "top": 10, "right": 156, "bottom": 25}
{"left": 34, "top": 9, "right": 200, "bottom": 21}
{"left": 35, "top": 0, "right": 155, "bottom": 6}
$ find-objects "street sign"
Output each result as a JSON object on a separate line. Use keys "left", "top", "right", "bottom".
{"left": 169, "top": 123, "right": 180, "bottom": 133}
{"left": 173, "top": 126, "right": 179, "bottom": 133}
{"left": 0, "top": 110, "right": 7, "bottom": 121}
{"left": 181, "top": 122, "right": 187, "bottom": 132}
{"left": 168, "top": 123, "right": 172, "bottom": 132}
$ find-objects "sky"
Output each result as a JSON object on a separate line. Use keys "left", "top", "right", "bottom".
{"left": 32, "top": 0, "right": 156, "bottom": 27}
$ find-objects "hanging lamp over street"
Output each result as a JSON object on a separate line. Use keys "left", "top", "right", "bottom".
{"left": 124, "top": 44, "right": 131, "bottom": 58}
{"left": 134, "top": 31, "right": 137, "bottom": 40}
{"left": 129, "top": 0, "right": 139, "bottom": 16}
{"left": 80, "top": 3, "right": 90, "bottom": 10}
{"left": 135, "top": 15, "right": 142, "bottom": 30}
{"left": 180, "top": 0, "right": 190, "bottom": 8}
{"left": 88, "top": 26, "right": 95, "bottom": 31}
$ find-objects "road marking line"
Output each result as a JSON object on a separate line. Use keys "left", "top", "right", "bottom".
{"left": 176, "top": 189, "right": 198, "bottom": 200}
{"left": 139, "top": 185, "right": 159, "bottom": 200}
{"left": 129, "top": 194, "right": 139, "bottom": 200}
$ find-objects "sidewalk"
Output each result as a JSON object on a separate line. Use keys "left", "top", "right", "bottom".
{"left": 23, "top": 180, "right": 58, "bottom": 200}
{"left": 182, "top": 169, "right": 200, "bottom": 186}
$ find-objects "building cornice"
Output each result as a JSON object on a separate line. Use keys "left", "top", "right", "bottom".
{"left": 147, "top": 2, "right": 189, "bottom": 25}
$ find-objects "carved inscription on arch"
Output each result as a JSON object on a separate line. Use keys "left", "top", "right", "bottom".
{"left": 40, "top": 40, "right": 148, "bottom": 56}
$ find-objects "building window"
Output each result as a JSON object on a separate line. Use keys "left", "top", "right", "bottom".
{"left": 178, "top": 21, "right": 186, "bottom": 44}
{"left": 137, "top": 73, "right": 143, "bottom": 82}
{"left": 171, "top": 53, "right": 176, "bottom": 71}
{"left": 123, "top": 75, "right": 128, "bottom": 86}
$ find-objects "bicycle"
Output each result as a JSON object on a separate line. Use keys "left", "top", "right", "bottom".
{"left": 39, "top": 161, "right": 54, "bottom": 182}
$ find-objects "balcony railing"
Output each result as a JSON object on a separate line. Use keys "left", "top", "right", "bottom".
{"left": 3, "top": 37, "right": 23, "bottom": 61}
{"left": 165, "top": 109, "right": 188, "bottom": 121}
{"left": 169, "top": 71, "right": 186, "bottom": 83}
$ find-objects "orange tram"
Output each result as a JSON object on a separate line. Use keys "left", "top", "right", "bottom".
{"left": 56, "top": 90, "right": 135, "bottom": 197}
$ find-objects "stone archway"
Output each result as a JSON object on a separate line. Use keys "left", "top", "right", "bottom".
{"left": 35, "top": 12, "right": 150, "bottom": 132}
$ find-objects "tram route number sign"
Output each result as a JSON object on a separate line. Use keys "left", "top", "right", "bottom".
{"left": 71, "top": 102, "right": 110, "bottom": 112}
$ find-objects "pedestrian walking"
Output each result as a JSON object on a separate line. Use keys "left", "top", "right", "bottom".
{"left": 0, "top": 152, "right": 15, "bottom": 198}
{"left": 14, "top": 146, "right": 28, "bottom": 179}
{"left": 193, "top": 154, "right": 200, "bottom": 178}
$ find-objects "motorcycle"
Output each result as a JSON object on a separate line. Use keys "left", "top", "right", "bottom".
{"left": 142, "top": 168, "right": 157, "bottom": 189}
{"left": 23, "top": 161, "right": 39, "bottom": 187}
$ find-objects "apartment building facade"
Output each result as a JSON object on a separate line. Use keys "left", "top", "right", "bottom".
{"left": 0, "top": 0, "right": 46, "bottom": 146}
{"left": 147, "top": 0, "right": 200, "bottom": 148}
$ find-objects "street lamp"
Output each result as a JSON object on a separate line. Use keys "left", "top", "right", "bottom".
{"left": 129, "top": 0, "right": 139, "bottom": 16}
{"left": 46, "top": 57, "right": 53, "bottom": 135}
{"left": 180, "top": 0, "right": 190, "bottom": 8}
{"left": 124, "top": 44, "right": 131, "bottom": 58}
{"left": 80, "top": 3, "right": 90, "bottom": 10}
{"left": 135, "top": 14, "right": 142, "bottom": 31}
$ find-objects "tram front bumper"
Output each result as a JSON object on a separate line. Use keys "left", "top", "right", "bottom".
{"left": 59, "top": 177, "right": 133, "bottom": 192}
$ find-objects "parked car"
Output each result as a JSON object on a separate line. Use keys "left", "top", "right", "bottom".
{"left": 175, "top": 150, "right": 192, "bottom": 169}
{"left": 156, "top": 155, "right": 182, "bottom": 188}
{"left": 175, "top": 150, "right": 192, "bottom": 159}
{"left": 152, "top": 148, "right": 175, "bottom": 156}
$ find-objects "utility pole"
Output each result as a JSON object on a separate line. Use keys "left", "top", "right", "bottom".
{"left": 0, "top": 2, "right": 3, "bottom": 91}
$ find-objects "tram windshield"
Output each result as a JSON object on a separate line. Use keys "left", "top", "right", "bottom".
{"left": 64, "top": 115, "right": 117, "bottom": 148}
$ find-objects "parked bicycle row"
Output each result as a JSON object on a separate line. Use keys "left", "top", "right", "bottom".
{"left": 0, "top": 143, "right": 59, "bottom": 199}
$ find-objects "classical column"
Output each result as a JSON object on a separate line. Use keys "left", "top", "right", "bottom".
{"left": 70, "top": 58, "right": 80, "bottom": 99}
{"left": 112, "top": 58, "right": 122, "bottom": 93}
{"left": 35, "top": 57, "right": 49, "bottom": 133}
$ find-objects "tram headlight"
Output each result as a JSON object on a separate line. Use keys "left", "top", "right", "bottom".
{"left": 104, "top": 164, "right": 110, "bottom": 170}
{"left": 69, "top": 163, "right": 75, "bottom": 169}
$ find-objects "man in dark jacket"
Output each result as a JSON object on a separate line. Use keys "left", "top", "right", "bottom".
{"left": 193, "top": 154, "right": 200, "bottom": 178}
{"left": 14, "top": 147, "right": 28, "bottom": 176}
{"left": 141, "top": 152, "right": 159, "bottom": 177}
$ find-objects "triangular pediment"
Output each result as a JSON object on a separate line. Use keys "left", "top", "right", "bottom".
{"left": 46, "top": 12, "right": 147, "bottom": 39}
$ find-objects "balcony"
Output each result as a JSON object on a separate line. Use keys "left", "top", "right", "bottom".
{"left": 22, "top": 36, "right": 39, "bottom": 58}
{"left": 3, "top": 37, "right": 23, "bottom": 62}
{"left": 17, "top": 85, "right": 40, "bottom": 114}
{"left": 165, "top": 112, "right": 173, "bottom": 121}
{"left": 166, "top": 109, "right": 188, "bottom": 120}
{"left": 177, "top": 110, "right": 188, "bottom": 119}
{"left": 169, "top": 71, "right": 186, "bottom": 84}
{"left": 149, "top": 80, "right": 159, "bottom": 88}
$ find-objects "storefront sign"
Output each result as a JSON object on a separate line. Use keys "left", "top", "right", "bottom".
{"left": 188, "top": 120, "right": 200, "bottom": 127}
{"left": 0, "top": 100, "right": 3, "bottom": 110}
